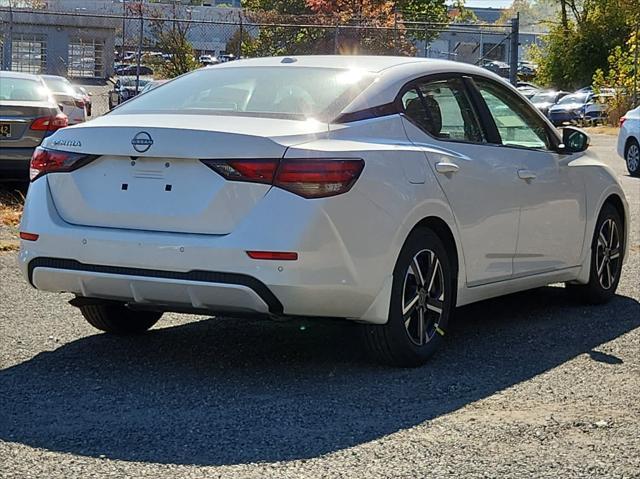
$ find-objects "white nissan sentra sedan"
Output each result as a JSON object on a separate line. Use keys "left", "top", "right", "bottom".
{"left": 19, "top": 56, "right": 629, "bottom": 367}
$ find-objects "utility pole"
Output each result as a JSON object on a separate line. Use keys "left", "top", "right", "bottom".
{"left": 135, "top": 4, "right": 143, "bottom": 94}
{"left": 634, "top": 23, "right": 639, "bottom": 108}
{"left": 121, "top": 0, "right": 126, "bottom": 61}
{"left": 509, "top": 13, "right": 519, "bottom": 86}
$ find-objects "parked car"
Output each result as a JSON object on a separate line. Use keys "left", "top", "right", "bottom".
{"left": 583, "top": 92, "right": 614, "bottom": 125}
{"left": 108, "top": 76, "right": 153, "bottom": 109}
{"left": 517, "top": 61, "right": 537, "bottom": 77}
{"left": 115, "top": 64, "right": 154, "bottom": 76}
{"left": 482, "top": 60, "right": 510, "bottom": 78}
{"left": 218, "top": 54, "right": 237, "bottom": 63}
{"left": 20, "top": 56, "right": 629, "bottom": 367}
{"left": 139, "top": 79, "right": 169, "bottom": 94}
{"left": 529, "top": 90, "right": 569, "bottom": 117}
{"left": 516, "top": 81, "right": 540, "bottom": 99}
{"left": 617, "top": 105, "right": 640, "bottom": 177}
{"left": 0, "top": 71, "right": 67, "bottom": 181}
{"left": 548, "top": 91, "right": 592, "bottom": 126}
{"left": 40, "top": 75, "right": 86, "bottom": 125}
{"left": 199, "top": 54, "right": 218, "bottom": 65}
{"left": 72, "top": 85, "right": 92, "bottom": 116}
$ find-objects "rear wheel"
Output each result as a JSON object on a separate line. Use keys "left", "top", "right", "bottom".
{"left": 363, "top": 229, "right": 454, "bottom": 367}
{"left": 79, "top": 302, "right": 162, "bottom": 335}
{"left": 566, "top": 203, "right": 623, "bottom": 304}
{"left": 625, "top": 138, "right": 640, "bottom": 177}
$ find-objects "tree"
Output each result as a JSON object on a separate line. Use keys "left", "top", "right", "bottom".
{"left": 147, "top": 5, "right": 200, "bottom": 78}
{"left": 531, "top": 0, "right": 636, "bottom": 90}
{"left": 593, "top": 29, "right": 639, "bottom": 124}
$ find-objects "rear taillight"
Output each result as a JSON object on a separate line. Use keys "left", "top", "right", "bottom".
{"left": 274, "top": 159, "right": 364, "bottom": 198}
{"left": 619, "top": 116, "right": 626, "bottom": 127}
{"left": 201, "top": 158, "right": 364, "bottom": 199}
{"left": 204, "top": 159, "right": 279, "bottom": 184}
{"left": 30, "top": 113, "right": 68, "bottom": 132}
{"left": 30, "top": 147, "right": 97, "bottom": 181}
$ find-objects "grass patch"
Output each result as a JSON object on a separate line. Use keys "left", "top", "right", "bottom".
{"left": 0, "top": 189, "right": 25, "bottom": 227}
{"left": 0, "top": 240, "right": 20, "bottom": 252}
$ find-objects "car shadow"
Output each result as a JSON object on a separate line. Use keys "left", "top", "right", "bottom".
{"left": 1, "top": 286, "right": 639, "bottom": 466}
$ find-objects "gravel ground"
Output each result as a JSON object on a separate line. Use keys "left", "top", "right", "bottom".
{"left": 0, "top": 135, "right": 638, "bottom": 479}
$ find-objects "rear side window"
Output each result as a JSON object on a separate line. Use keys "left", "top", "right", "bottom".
{"left": 0, "top": 77, "right": 49, "bottom": 101}
{"left": 474, "top": 78, "right": 552, "bottom": 150}
{"left": 401, "top": 78, "right": 484, "bottom": 143}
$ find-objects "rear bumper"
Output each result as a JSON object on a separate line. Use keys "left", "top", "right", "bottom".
{"left": 28, "top": 257, "right": 282, "bottom": 315}
{"left": 18, "top": 177, "right": 396, "bottom": 323}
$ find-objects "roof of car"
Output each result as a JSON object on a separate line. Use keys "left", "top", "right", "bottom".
{"left": 216, "top": 55, "right": 484, "bottom": 74}
{"left": 0, "top": 71, "right": 43, "bottom": 81}
{"left": 40, "top": 74, "right": 69, "bottom": 81}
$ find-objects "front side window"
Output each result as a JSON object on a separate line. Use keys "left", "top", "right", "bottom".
{"left": 401, "top": 78, "right": 484, "bottom": 143}
{"left": 475, "top": 78, "right": 552, "bottom": 150}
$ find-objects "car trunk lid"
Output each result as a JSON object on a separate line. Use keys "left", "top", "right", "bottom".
{"left": 45, "top": 114, "right": 328, "bottom": 235}
{"left": 0, "top": 101, "right": 57, "bottom": 147}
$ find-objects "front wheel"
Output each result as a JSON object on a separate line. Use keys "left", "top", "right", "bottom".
{"left": 79, "top": 301, "right": 162, "bottom": 335}
{"left": 625, "top": 138, "right": 640, "bottom": 177}
{"left": 363, "top": 229, "right": 454, "bottom": 367}
{"left": 566, "top": 203, "right": 624, "bottom": 304}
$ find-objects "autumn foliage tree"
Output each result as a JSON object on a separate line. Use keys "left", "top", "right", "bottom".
{"left": 240, "top": 0, "right": 451, "bottom": 57}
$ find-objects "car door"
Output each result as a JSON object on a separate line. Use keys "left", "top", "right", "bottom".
{"left": 472, "top": 77, "right": 586, "bottom": 276}
{"left": 401, "top": 76, "right": 522, "bottom": 286}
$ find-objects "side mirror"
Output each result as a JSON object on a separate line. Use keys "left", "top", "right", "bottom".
{"left": 559, "top": 126, "right": 590, "bottom": 153}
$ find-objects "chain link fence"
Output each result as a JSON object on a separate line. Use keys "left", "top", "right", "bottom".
{"left": 1, "top": 4, "right": 526, "bottom": 83}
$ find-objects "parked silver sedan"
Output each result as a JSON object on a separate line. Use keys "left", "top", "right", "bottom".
{"left": 0, "top": 71, "right": 68, "bottom": 181}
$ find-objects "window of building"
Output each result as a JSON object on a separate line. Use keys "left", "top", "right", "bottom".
{"left": 11, "top": 34, "right": 46, "bottom": 74}
{"left": 68, "top": 38, "right": 104, "bottom": 78}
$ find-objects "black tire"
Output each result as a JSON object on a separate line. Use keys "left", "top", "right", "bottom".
{"left": 363, "top": 228, "right": 455, "bottom": 367}
{"left": 566, "top": 203, "right": 624, "bottom": 304}
{"left": 625, "top": 138, "right": 640, "bottom": 177}
{"left": 79, "top": 302, "right": 162, "bottom": 335}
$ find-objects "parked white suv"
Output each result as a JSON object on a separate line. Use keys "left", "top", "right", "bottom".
{"left": 19, "top": 56, "right": 629, "bottom": 366}
{"left": 618, "top": 105, "right": 640, "bottom": 177}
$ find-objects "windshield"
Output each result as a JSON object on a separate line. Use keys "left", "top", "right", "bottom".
{"left": 112, "top": 66, "right": 377, "bottom": 122}
{"left": 558, "top": 93, "right": 589, "bottom": 105}
{"left": 530, "top": 92, "right": 557, "bottom": 103}
{"left": 0, "top": 77, "right": 49, "bottom": 101}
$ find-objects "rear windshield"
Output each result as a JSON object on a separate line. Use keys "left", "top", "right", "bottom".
{"left": 111, "top": 66, "right": 376, "bottom": 122}
{"left": 0, "top": 77, "right": 49, "bottom": 102}
{"left": 42, "top": 76, "right": 76, "bottom": 96}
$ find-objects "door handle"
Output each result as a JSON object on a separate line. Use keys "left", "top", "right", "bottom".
{"left": 435, "top": 162, "right": 460, "bottom": 174}
{"left": 517, "top": 169, "right": 537, "bottom": 180}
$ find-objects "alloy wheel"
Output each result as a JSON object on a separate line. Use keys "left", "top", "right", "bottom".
{"left": 595, "top": 218, "right": 621, "bottom": 290}
{"left": 627, "top": 143, "right": 639, "bottom": 173}
{"left": 402, "top": 249, "right": 445, "bottom": 346}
